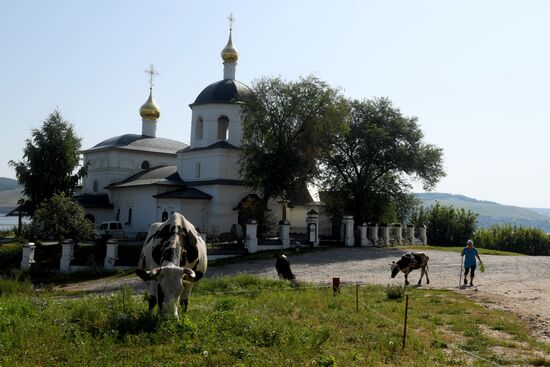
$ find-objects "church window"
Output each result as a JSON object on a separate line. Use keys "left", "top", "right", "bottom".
{"left": 93, "top": 180, "right": 98, "bottom": 192}
{"left": 196, "top": 117, "right": 204, "bottom": 140}
{"left": 162, "top": 210, "right": 168, "bottom": 222}
{"left": 127, "top": 208, "right": 133, "bottom": 224}
{"left": 195, "top": 162, "right": 201, "bottom": 178}
{"left": 116, "top": 208, "right": 120, "bottom": 221}
{"left": 217, "top": 115, "right": 229, "bottom": 140}
{"left": 141, "top": 160, "right": 150, "bottom": 170}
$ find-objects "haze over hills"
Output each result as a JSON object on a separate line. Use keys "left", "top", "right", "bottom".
{"left": 415, "top": 192, "right": 550, "bottom": 232}
{"left": 0, "top": 177, "right": 22, "bottom": 211}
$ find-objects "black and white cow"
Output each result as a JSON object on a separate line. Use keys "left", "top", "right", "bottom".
{"left": 390, "top": 252, "right": 430, "bottom": 286}
{"left": 275, "top": 254, "right": 295, "bottom": 281}
{"left": 136, "top": 212, "right": 207, "bottom": 318}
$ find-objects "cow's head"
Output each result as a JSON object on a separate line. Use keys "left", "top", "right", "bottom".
{"left": 390, "top": 261, "right": 400, "bottom": 278}
{"left": 136, "top": 266, "right": 196, "bottom": 318}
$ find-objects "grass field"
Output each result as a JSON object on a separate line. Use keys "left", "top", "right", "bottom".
{"left": 1, "top": 275, "right": 549, "bottom": 366}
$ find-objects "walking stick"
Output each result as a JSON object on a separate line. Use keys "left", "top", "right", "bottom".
{"left": 459, "top": 254, "right": 464, "bottom": 288}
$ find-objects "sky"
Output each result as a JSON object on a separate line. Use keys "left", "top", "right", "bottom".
{"left": 1, "top": 1, "right": 549, "bottom": 208}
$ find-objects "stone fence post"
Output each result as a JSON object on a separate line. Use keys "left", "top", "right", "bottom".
{"left": 381, "top": 225, "right": 390, "bottom": 246}
{"left": 419, "top": 225, "right": 427, "bottom": 245}
{"left": 342, "top": 215, "right": 354, "bottom": 247}
{"left": 60, "top": 239, "right": 74, "bottom": 273}
{"left": 20, "top": 242, "right": 36, "bottom": 270}
{"left": 245, "top": 220, "right": 258, "bottom": 254}
{"left": 279, "top": 221, "right": 290, "bottom": 249}
{"left": 104, "top": 239, "right": 119, "bottom": 270}
{"left": 406, "top": 225, "right": 415, "bottom": 244}
{"left": 306, "top": 209, "right": 320, "bottom": 247}
{"left": 369, "top": 224, "right": 379, "bottom": 246}
{"left": 360, "top": 223, "right": 369, "bottom": 247}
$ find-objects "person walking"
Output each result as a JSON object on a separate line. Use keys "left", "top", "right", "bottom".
{"left": 461, "top": 239, "right": 483, "bottom": 286}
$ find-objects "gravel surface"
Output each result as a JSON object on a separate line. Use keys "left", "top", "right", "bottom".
{"left": 56, "top": 247, "right": 550, "bottom": 342}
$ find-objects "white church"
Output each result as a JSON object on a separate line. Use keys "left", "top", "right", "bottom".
{"left": 75, "top": 27, "right": 320, "bottom": 238}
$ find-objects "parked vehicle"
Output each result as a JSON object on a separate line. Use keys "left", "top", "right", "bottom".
{"left": 96, "top": 221, "right": 126, "bottom": 240}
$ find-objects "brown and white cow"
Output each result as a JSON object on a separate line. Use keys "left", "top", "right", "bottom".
{"left": 136, "top": 212, "right": 207, "bottom": 318}
{"left": 390, "top": 252, "right": 430, "bottom": 286}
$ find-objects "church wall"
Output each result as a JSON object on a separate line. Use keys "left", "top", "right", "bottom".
{"left": 81, "top": 150, "right": 177, "bottom": 194}
{"left": 189, "top": 104, "right": 243, "bottom": 148}
{"left": 110, "top": 187, "right": 159, "bottom": 237}
{"left": 177, "top": 149, "right": 240, "bottom": 182}
{"left": 156, "top": 199, "right": 207, "bottom": 232}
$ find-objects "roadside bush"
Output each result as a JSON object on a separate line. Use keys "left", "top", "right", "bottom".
{"left": 0, "top": 243, "right": 22, "bottom": 275}
{"left": 474, "top": 224, "right": 550, "bottom": 256}
{"left": 385, "top": 284, "right": 404, "bottom": 300}
{"left": 411, "top": 202, "right": 477, "bottom": 246}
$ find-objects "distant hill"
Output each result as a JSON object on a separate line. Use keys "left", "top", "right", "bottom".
{"left": 0, "top": 177, "right": 19, "bottom": 191}
{"left": 415, "top": 193, "right": 550, "bottom": 232}
{"left": 0, "top": 178, "right": 22, "bottom": 209}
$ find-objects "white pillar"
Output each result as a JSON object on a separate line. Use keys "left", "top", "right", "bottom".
{"left": 245, "top": 220, "right": 258, "bottom": 254}
{"left": 60, "top": 239, "right": 74, "bottom": 274}
{"left": 306, "top": 209, "right": 320, "bottom": 247}
{"left": 396, "top": 225, "right": 403, "bottom": 245}
{"left": 223, "top": 62, "right": 236, "bottom": 80}
{"left": 343, "top": 215, "right": 354, "bottom": 247}
{"left": 419, "top": 225, "right": 427, "bottom": 245}
{"left": 104, "top": 239, "right": 119, "bottom": 270}
{"left": 360, "top": 223, "right": 368, "bottom": 247}
{"left": 20, "top": 242, "right": 35, "bottom": 270}
{"left": 407, "top": 225, "right": 415, "bottom": 244}
{"left": 370, "top": 224, "right": 379, "bottom": 246}
{"left": 381, "top": 225, "right": 390, "bottom": 246}
{"left": 279, "top": 221, "right": 290, "bottom": 249}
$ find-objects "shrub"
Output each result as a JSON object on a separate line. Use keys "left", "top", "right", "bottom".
{"left": 474, "top": 224, "right": 550, "bottom": 256}
{"left": 385, "top": 284, "right": 404, "bottom": 300}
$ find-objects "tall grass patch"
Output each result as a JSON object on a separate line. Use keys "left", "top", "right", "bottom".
{"left": 0, "top": 275, "right": 547, "bottom": 366}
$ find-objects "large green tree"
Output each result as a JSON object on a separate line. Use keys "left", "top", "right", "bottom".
{"left": 9, "top": 110, "right": 85, "bottom": 214}
{"left": 240, "top": 76, "right": 346, "bottom": 210}
{"left": 27, "top": 193, "right": 95, "bottom": 242}
{"left": 319, "top": 97, "right": 445, "bottom": 223}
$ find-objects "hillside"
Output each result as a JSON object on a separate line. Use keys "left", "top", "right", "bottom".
{"left": 0, "top": 177, "right": 19, "bottom": 191}
{"left": 415, "top": 192, "right": 550, "bottom": 231}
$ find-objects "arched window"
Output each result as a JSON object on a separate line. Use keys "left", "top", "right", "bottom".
{"left": 217, "top": 115, "right": 229, "bottom": 140}
{"left": 141, "top": 160, "right": 150, "bottom": 170}
{"left": 195, "top": 162, "right": 201, "bottom": 178}
{"left": 116, "top": 208, "right": 120, "bottom": 221}
{"left": 93, "top": 180, "right": 98, "bottom": 192}
{"left": 162, "top": 210, "right": 168, "bottom": 222}
{"left": 127, "top": 208, "right": 133, "bottom": 224}
{"left": 196, "top": 117, "right": 204, "bottom": 140}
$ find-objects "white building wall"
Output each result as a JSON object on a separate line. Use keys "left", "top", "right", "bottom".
{"left": 156, "top": 199, "right": 208, "bottom": 232}
{"left": 109, "top": 187, "right": 160, "bottom": 236}
{"left": 177, "top": 149, "right": 240, "bottom": 182}
{"left": 81, "top": 150, "right": 176, "bottom": 194}
{"left": 189, "top": 104, "right": 243, "bottom": 148}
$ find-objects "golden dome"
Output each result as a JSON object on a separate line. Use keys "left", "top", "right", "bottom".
{"left": 221, "top": 30, "right": 239, "bottom": 63}
{"left": 139, "top": 89, "right": 160, "bottom": 120}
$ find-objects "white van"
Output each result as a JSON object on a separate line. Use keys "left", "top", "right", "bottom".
{"left": 96, "top": 221, "right": 126, "bottom": 240}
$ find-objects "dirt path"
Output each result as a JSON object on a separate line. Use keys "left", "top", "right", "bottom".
{"left": 56, "top": 247, "right": 550, "bottom": 342}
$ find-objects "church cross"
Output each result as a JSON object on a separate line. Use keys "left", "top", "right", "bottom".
{"left": 228, "top": 13, "right": 236, "bottom": 31}
{"left": 144, "top": 63, "right": 160, "bottom": 90}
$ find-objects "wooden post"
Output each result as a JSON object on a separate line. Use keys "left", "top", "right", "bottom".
{"left": 332, "top": 277, "right": 340, "bottom": 295}
{"left": 356, "top": 284, "right": 359, "bottom": 312}
{"left": 402, "top": 294, "right": 409, "bottom": 349}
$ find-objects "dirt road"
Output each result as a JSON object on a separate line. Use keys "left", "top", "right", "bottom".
{"left": 57, "top": 247, "right": 550, "bottom": 342}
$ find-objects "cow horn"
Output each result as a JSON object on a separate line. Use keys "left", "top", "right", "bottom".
{"left": 181, "top": 268, "right": 196, "bottom": 282}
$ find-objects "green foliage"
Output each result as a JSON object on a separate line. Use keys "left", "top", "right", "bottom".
{"left": 412, "top": 202, "right": 478, "bottom": 246}
{"left": 240, "top": 76, "right": 346, "bottom": 225}
{"left": 0, "top": 276, "right": 546, "bottom": 366}
{"left": 319, "top": 98, "right": 445, "bottom": 224}
{"left": 0, "top": 243, "right": 22, "bottom": 275}
{"left": 474, "top": 224, "right": 550, "bottom": 255}
{"left": 27, "top": 193, "right": 95, "bottom": 242}
{"left": 9, "top": 109, "right": 86, "bottom": 214}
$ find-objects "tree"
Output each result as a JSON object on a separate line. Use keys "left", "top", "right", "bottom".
{"left": 411, "top": 202, "right": 478, "bottom": 245}
{"left": 240, "top": 76, "right": 346, "bottom": 219}
{"left": 9, "top": 110, "right": 85, "bottom": 214}
{"left": 319, "top": 98, "right": 445, "bottom": 224}
{"left": 27, "top": 193, "right": 95, "bottom": 242}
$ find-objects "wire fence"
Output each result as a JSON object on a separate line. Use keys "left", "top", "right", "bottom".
{"left": 189, "top": 281, "right": 504, "bottom": 366}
